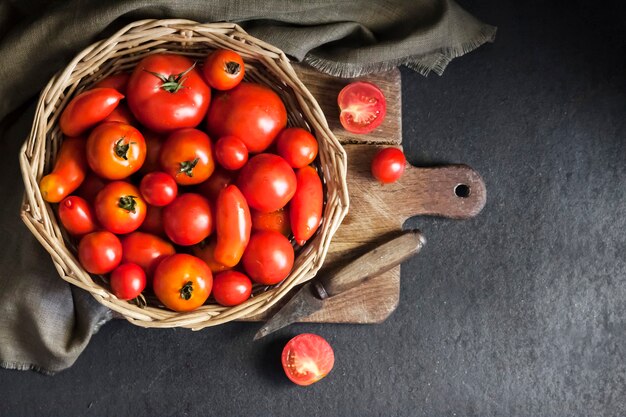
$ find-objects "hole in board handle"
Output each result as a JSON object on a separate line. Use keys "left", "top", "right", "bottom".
{"left": 454, "top": 184, "right": 471, "bottom": 198}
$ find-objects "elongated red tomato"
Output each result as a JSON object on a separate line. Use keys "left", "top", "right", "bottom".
{"left": 58, "top": 196, "right": 97, "bottom": 236}
{"left": 159, "top": 128, "right": 214, "bottom": 185}
{"left": 94, "top": 181, "right": 147, "bottom": 234}
{"left": 121, "top": 232, "right": 175, "bottom": 280}
{"left": 290, "top": 166, "right": 323, "bottom": 246}
{"left": 237, "top": 154, "right": 296, "bottom": 213}
{"left": 39, "top": 137, "right": 87, "bottom": 203}
{"left": 86, "top": 122, "right": 146, "bottom": 180}
{"left": 78, "top": 231, "right": 122, "bottom": 274}
{"left": 153, "top": 254, "right": 212, "bottom": 312}
{"left": 162, "top": 193, "right": 212, "bottom": 246}
{"left": 214, "top": 185, "right": 251, "bottom": 267}
{"left": 127, "top": 54, "right": 210, "bottom": 133}
{"left": 282, "top": 333, "right": 335, "bottom": 386}
{"left": 60, "top": 88, "right": 124, "bottom": 136}
{"left": 338, "top": 81, "right": 386, "bottom": 134}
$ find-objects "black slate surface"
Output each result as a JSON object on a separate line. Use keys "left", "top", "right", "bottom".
{"left": 1, "top": 0, "right": 626, "bottom": 415}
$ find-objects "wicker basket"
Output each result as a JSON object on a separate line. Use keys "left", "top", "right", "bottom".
{"left": 19, "top": 19, "right": 349, "bottom": 329}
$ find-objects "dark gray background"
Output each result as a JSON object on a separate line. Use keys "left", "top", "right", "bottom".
{"left": 1, "top": 0, "right": 625, "bottom": 415}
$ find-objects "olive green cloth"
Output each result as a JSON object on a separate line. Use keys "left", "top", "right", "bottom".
{"left": 0, "top": 0, "right": 495, "bottom": 374}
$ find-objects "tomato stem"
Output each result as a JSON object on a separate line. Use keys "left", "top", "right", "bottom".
{"left": 179, "top": 158, "right": 200, "bottom": 177}
{"left": 144, "top": 62, "right": 197, "bottom": 94}
{"left": 225, "top": 61, "right": 241, "bottom": 75}
{"left": 118, "top": 195, "right": 138, "bottom": 213}
{"left": 180, "top": 281, "right": 194, "bottom": 300}
{"left": 114, "top": 138, "right": 134, "bottom": 160}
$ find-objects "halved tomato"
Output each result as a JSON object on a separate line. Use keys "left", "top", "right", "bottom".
{"left": 337, "top": 81, "right": 386, "bottom": 134}
{"left": 281, "top": 333, "right": 335, "bottom": 386}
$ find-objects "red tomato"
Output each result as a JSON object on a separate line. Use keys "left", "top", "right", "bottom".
{"left": 75, "top": 172, "right": 108, "bottom": 203}
{"left": 237, "top": 154, "right": 296, "bottom": 213}
{"left": 215, "top": 136, "right": 248, "bottom": 170}
{"left": 86, "top": 122, "right": 146, "bottom": 180}
{"left": 127, "top": 54, "right": 210, "bottom": 133}
{"left": 290, "top": 166, "right": 323, "bottom": 245}
{"left": 282, "top": 333, "right": 335, "bottom": 386}
{"left": 251, "top": 208, "right": 291, "bottom": 237}
{"left": 102, "top": 102, "right": 137, "bottom": 125}
{"left": 195, "top": 168, "right": 236, "bottom": 202}
{"left": 242, "top": 231, "right": 294, "bottom": 285}
{"left": 214, "top": 185, "right": 251, "bottom": 267}
{"left": 121, "top": 232, "right": 176, "bottom": 280}
{"left": 94, "top": 181, "right": 147, "bottom": 234}
{"left": 159, "top": 128, "right": 215, "bottom": 185}
{"left": 338, "top": 81, "right": 386, "bottom": 134}
{"left": 140, "top": 172, "right": 178, "bottom": 206}
{"left": 39, "top": 137, "right": 87, "bottom": 203}
{"left": 92, "top": 73, "right": 130, "bottom": 94}
{"left": 371, "top": 147, "right": 406, "bottom": 184}
{"left": 59, "top": 88, "right": 124, "bottom": 137}
{"left": 78, "top": 231, "right": 122, "bottom": 274}
{"left": 153, "top": 254, "right": 212, "bottom": 312}
{"left": 206, "top": 82, "right": 287, "bottom": 153}
{"left": 212, "top": 271, "right": 252, "bottom": 306}
{"left": 58, "top": 196, "right": 97, "bottom": 236}
{"left": 275, "top": 128, "right": 318, "bottom": 168}
{"left": 110, "top": 263, "right": 146, "bottom": 300}
{"left": 162, "top": 193, "right": 212, "bottom": 246}
{"left": 139, "top": 205, "right": 166, "bottom": 237}
{"left": 139, "top": 131, "right": 165, "bottom": 175}
{"left": 192, "top": 239, "right": 231, "bottom": 273}
{"left": 202, "top": 49, "right": 245, "bottom": 91}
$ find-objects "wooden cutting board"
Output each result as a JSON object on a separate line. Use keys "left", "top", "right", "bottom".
{"left": 257, "top": 64, "right": 486, "bottom": 324}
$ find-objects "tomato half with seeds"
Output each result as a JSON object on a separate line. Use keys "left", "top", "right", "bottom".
{"left": 127, "top": 54, "right": 210, "bottom": 133}
{"left": 160, "top": 128, "right": 215, "bottom": 185}
{"left": 212, "top": 271, "right": 252, "bottom": 306}
{"left": 78, "top": 231, "right": 122, "bottom": 274}
{"left": 153, "top": 254, "right": 212, "bottom": 312}
{"left": 282, "top": 333, "right": 335, "bottom": 386}
{"left": 58, "top": 196, "right": 97, "bottom": 236}
{"left": 94, "top": 181, "right": 147, "bottom": 234}
{"left": 338, "top": 81, "right": 386, "bottom": 134}
{"left": 162, "top": 193, "right": 212, "bottom": 246}
{"left": 202, "top": 49, "right": 245, "bottom": 91}
{"left": 121, "top": 232, "right": 176, "bottom": 280}
{"left": 59, "top": 88, "right": 124, "bottom": 137}
{"left": 86, "top": 122, "right": 146, "bottom": 180}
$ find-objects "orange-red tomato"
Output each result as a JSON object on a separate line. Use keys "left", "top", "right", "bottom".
{"left": 138, "top": 130, "right": 165, "bottom": 175}
{"left": 214, "top": 136, "right": 248, "bottom": 171}
{"left": 94, "top": 181, "right": 147, "bottom": 234}
{"left": 153, "top": 254, "right": 212, "bottom": 312}
{"left": 92, "top": 73, "right": 131, "bottom": 95}
{"left": 110, "top": 263, "right": 146, "bottom": 300}
{"left": 192, "top": 239, "right": 231, "bottom": 273}
{"left": 39, "top": 137, "right": 88, "bottom": 203}
{"left": 275, "top": 128, "right": 318, "bottom": 168}
{"left": 371, "top": 147, "right": 406, "bottom": 184}
{"left": 251, "top": 208, "right": 291, "bottom": 237}
{"left": 140, "top": 172, "right": 178, "bottom": 207}
{"left": 160, "top": 128, "right": 215, "bottom": 185}
{"left": 59, "top": 88, "right": 124, "bottom": 137}
{"left": 121, "top": 232, "right": 176, "bottom": 280}
{"left": 58, "top": 196, "right": 98, "bottom": 236}
{"left": 282, "top": 333, "right": 335, "bottom": 386}
{"left": 212, "top": 271, "right": 252, "bottom": 306}
{"left": 242, "top": 231, "right": 294, "bottom": 285}
{"left": 237, "top": 154, "right": 296, "bottom": 213}
{"left": 162, "top": 193, "right": 212, "bottom": 246}
{"left": 214, "top": 185, "right": 251, "bottom": 267}
{"left": 86, "top": 122, "right": 146, "bottom": 180}
{"left": 78, "top": 231, "right": 122, "bottom": 274}
{"left": 202, "top": 49, "right": 245, "bottom": 91}
{"left": 195, "top": 168, "right": 236, "bottom": 202}
{"left": 290, "top": 166, "right": 323, "bottom": 245}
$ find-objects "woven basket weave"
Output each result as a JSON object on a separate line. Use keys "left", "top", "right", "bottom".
{"left": 19, "top": 19, "right": 349, "bottom": 329}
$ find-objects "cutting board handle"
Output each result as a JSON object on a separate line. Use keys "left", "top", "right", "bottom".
{"left": 398, "top": 164, "right": 487, "bottom": 220}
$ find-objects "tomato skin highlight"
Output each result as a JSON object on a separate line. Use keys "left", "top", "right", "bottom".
{"left": 213, "top": 185, "right": 251, "bottom": 267}
{"left": 140, "top": 172, "right": 178, "bottom": 207}
{"left": 162, "top": 193, "right": 213, "bottom": 246}
{"left": 110, "top": 263, "right": 146, "bottom": 300}
{"left": 206, "top": 82, "right": 287, "bottom": 153}
{"left": 78, "top": 231, "right": 122, "bottom": 274}
{"left": 290, "top": 166, "right": 323, "bottom": 246}
{"left": 39, "top": 136, "right": 88, "bottom": 203}
{"left": 58, "top": 196, "right": 98, "bottom": 236}
{"left": 371, "top": 147, "right": 406, "bottom": 184}
{"left": 60, "top": 88, "right": 124, "bottom": 137}
{"left": 153, "top": 254, "right": 212, "bottom": 312}
{"left": 237, "top": 154, "right": 296, "bottom": 213}
{"left": 215, "top": 136, "right": 248, "bottom": 171}
{"left": 202, "top": 49, "right": 245, "bottom": 91}
{"left": 242, "top": 231, "right": 294, "bottom": 285}
{"left": 94, "top": 181, "right": 147, "bottom": 235}
{"left": 159, "top": 128, "right": 215, "bottom": 186}
{"left": 275, "top": 128, "right": 318, "bottom": 169}
{"left": 86, "top": 122, "right": 146, "bottom": 180}
{"left": 282, "top": 333, "right": 335, "bottom": 386}
{"left": 127, "top": 54, "right": 211, "bottom": 133}
{"left": 121, "top": 232, "right": 176, "bottom": 280}
{"left": 338, "top": 81, "right": 387, "bottom": 134}
{"left": 212, "top": 271, "right": 252, "bottom": 306}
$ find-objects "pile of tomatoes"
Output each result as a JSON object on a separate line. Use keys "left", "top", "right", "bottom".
{"left": 41, "top": 49, "right": 324, "bottom": 312}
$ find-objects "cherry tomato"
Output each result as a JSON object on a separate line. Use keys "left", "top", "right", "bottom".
{"left": 78, "top": 231, "right": 122, "bottom": 274}
{"left": 202, "top": 49, "right": 245, "bottom": 91}
{"left": 282, "top": 333, "right": 335, "bottom": 386}
{"left": 237, "top": 154, "right": 296, "bottom": 213}
{"left": 338, "top": 81, "right": 387, "bottom": 134}
{"left": 59, "top": 88, "right": 124, "bottom": 137}
{"left": 195, "top": 168, "right": 236, "bottom": 202}
{"left": 102, "top": 102, "right": 137, "bottom": 125}
{"left": 159, "top": 128, "right": 215, "bottom": 185}
{"left": 138, "top": 130, "right": 165, "bottom": 175}
{"left": 75, "top": 172, "right": 108, "bottom": 203}
{"left": 94, "top": 181, "right": 147, "bottom": 234}
{"left": 162, "top": 193, "right": 212, "bottom": 246}
{"left": 39, "top": 137, "right": 88, "bottom": 203}
{"left": 371, "top": 147, "right": 406, "bottom": 184}
{"left": 212, "top": 271, "right": 252, "bottom": 306}
{"left": 215, "top": 136, "right": 248, "bottom": 170}
{"left": 110, "top": 263, "right": 146, "bottom": 300}
{"left": 251, "top": 208, "right": 291, "bottom": 237}
{"left": 86, "top": 122, "right": 146, "bottom": 180}
{"left": 214, "top": 185, "right": 251, "bottom": 267}
{"left": 58, "top": 196, "right": 97, "bottom": 236}
{"left": 92, "top": 72, "right": 130, "bottom": 94}
{"left": 275, "top": 128, "right": 318, "bottom": 168}
{"left": 153, "top": 254, "right": 212, "bottom": 312}
{"left": 192, "top": 239, "right": 231, "bottom": 273}
{"left": 242, "top": 231, "right": 294, "bottom": 285}
{"left": 206, "top": 82, "right": 287, "bottom": 153}
{"left": 290, "top": 166, "right": 323, "bottom": 245}
{"left": 127, "top": 54, "right": 210, "bottom": 133}
{"left": 139, "top": 205, "right": 166, "bottom": 237}
{"left": 140, "top": 172, "right": 178, "bottom": 206}
{"left": 121, "top": 232, "right": 175, "bottom": 280}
